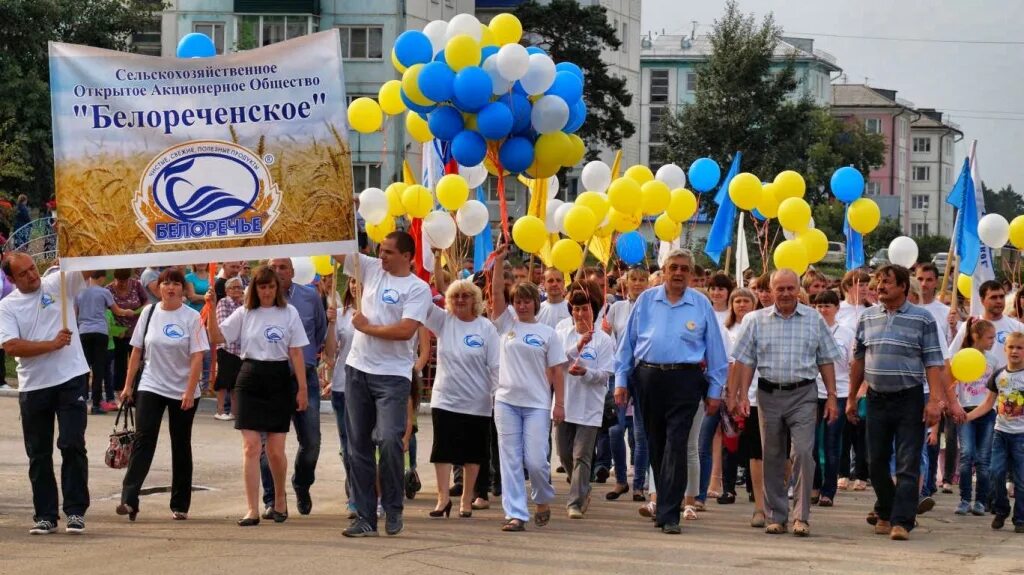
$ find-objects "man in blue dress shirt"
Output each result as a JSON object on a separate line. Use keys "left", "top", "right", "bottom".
{"left": 614, "top": 249, "right": 728, "bottom": 534}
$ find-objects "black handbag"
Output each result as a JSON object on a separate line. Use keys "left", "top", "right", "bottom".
{"left": 600, "top": 387, "right": 619, "bottom": 430}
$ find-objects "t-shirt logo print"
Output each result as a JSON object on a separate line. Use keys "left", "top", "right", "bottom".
{"left": 522, "top": 334, "right": 545, "bottom": 347}
{"left": 381, "top": 289, "right": 400, "bottom": 305}
{"left": 264, "top": 326, "right": 285, "bottom": 342}
{"left": 163, "top": 323, "right": 187, "bottom": 339}
{"left": 580, "top": 347, "right": 597, "bottom": 360}
{"left": 40, "top": 293, "right": 55, "bottom": 309}
{"left": 464, "top": 334, "right": 484, "bottom": 348}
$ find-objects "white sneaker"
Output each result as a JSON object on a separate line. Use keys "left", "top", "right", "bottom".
{"left": 214, "top": 413, "right": 231, "bottom": 421}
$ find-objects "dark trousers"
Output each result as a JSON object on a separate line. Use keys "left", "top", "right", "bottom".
{"left": 120, "top": 390, "right": 198, "bottom": 512}
{"left": 261, "top": 364, "right": 321, "bottom": 506}
{"left": 80, "top": 333, "right": 108, "bottom": 408}
{"left": 112, "top": 336, "right": 133, "bottom": 393}
{"left": 813, "top": 397, "right": 848, "bottom": 499}
{"left": 19, "top": 375, "right": 90, "bottom": 522}
{"left": 867, "top": 386, "right": 925, "bottom": 531}
{"left": 633, "top": 365, "right": 704, "bottom": 526}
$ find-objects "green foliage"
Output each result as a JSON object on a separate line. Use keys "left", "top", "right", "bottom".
{"left": 864, "top": 217, "right": 902, "bottom": 257}
{"left": 915, "top": 235, "right": 951, "bottom": 262}
{"left": 982, "top": 183, "right": 1024, "bottom": 221}
{"left": 515, "top": 0, "right": 635, "bottom": 159}
{"left": 802, "top": 110, "right": 886, "bottom": 205}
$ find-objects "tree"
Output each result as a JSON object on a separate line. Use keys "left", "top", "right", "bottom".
{"left": 514, "top": 0, "right": 635, "bottom": 158}
{"left": 0, "top": 0, "right": 161, "bottom": 207}
{"left": 864, "top": 217, "right": 901, "bottom": 258}
{"left": 982, "top": 183, "right": 1024, "bottom": 221}
{"left": 802, "top": 110, "right": 885, "bottom": 205}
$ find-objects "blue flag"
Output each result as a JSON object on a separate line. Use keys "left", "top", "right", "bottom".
{"left": 704, "top": 152, "right": 741, "bottom": 264}
{"left": 473, "top": 186, "right": 493, "bottom": 272}
{"left": 946, "top": 157, "right": 980, "bottom": 275}
{"left": 844, "top": 206, "right": 864, "bottom": 270}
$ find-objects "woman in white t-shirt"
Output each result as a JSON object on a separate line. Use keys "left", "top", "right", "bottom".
{"left": 206, "top": 265, "right": 309, "bottom": 526}
{"left": 324, "top": 278, "right": 358, "bottom": 519}
{"left": 490, "top": 244, "right": 566, "bottom": 532}
{"left": 116, "top": 268, "right": 209, "bottom": 522}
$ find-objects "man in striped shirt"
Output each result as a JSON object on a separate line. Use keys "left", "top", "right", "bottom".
{"left": 847, "top": 264, "right": 947, "bottom": 541}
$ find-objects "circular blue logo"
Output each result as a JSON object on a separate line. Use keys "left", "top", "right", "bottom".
{"left": 163, "top": 323, "right": 186, "bottom": 339}
{"left": 522, "top": 334, "right": 545, "bottom": 347}
{"left": 152, "top": 153, "right": 259, "bottom": 222}
{"left": 381, "top": 289, "right": 400, "bottom": 304}
{"left": 40, "top": 293, "right": 55, "bottom": 308}
{"left": 998, "top": 331, "right": 1008, "bottom": 344}
{"left": 580, "top": 348, "right": 597, "bottom": 361}
{"left": 464, "top": 334, "right": 485, "bottom": 348}
{"left": 264, "top": 326, "right": 285, "bottom": 342}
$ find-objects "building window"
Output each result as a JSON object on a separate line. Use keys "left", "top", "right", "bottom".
{"left": 912, "top": 166, "right": 931, "bottom": 182}
{"left": 352, "top": 163, "right": 382, "bottom": 194}
{"left": 486, "top": 176, "right": 517, "bottom": 203}
{"left": 193, "top": 22, "right": 225, "bottom": 54}
{"left": 944, "top": 166, "right": 952, "bottom": 185}
{"left": 338, "top": 26, "right": 384, "bottom": 60}
{"left": 912, "top": 137, "right": 931, "bottom": 153}
{"left": 648, "top": 145, "right": 667, "bottom": 166}
{"left": 911, "top": 223, "right": 929, "bottom": 236}
{"left": 944, "top": 139, "right": 953, "bottom": 157}
{"left": 865, "top": 182, "right": 881, "bottom": 196}
{"left": 132, "top": 15, "right": 162, "bottom": 56}
{"left": 865, "top": 118, "right": 882, "bottom": 134}
{"left": 686, "top": 72, "right": 698, "bottom": 92}
{"left": 912, "top": 194, "right": 930, "bottom": 210}
{"left": 649, "top": 106, "right": 668, "bottom": 144}
{"left": 898, "top": 149, "right": 906, "bottom": 172}
{"left": 649, "top": 70, "right": 669, "bottom": 103}
{"left": 622, "top": 22, "right": 628, "bottom": 53}
{"left": 346, "top": 93, "right": 376, "bottom": 105}
{"left": 237, "top": 15, "right": 315, "bottom": 50}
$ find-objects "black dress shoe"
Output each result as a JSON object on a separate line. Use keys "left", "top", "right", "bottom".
{"left": 237, "top": 516, "right": 260, "bottom": 527}
{"left": 297, "top": 491, "right": 312, "bottom": 515}
{"left": 272, "top": 509, "right": 289, "bottom": 523}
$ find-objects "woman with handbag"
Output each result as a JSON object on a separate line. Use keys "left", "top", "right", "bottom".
{"left": 116, "top": 268, "right": 209, "bottom": 521}
{"left": 206, "top": 265, "right": 309, "bottom": 526}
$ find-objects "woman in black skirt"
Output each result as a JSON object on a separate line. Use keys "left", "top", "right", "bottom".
{"left": 421, "top": 270, "right": 500, "bottom": 518}
{"left": 206, "top": 265, "right": 309, "bottom": 526}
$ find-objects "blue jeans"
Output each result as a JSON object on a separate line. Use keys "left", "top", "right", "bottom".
{"left": 697, "top": 410, "right": 721, "bottom": 502}
{"left": 958, "top": 409, "right": 994, "bottom": 504}
{"left": 990, "top": 430, "right": 1024, "bottom": 525}
{"left": 261, "top": 364, "right": 321, "bottom": 506}
{"left": 608, "top": 383, "right": 631, "bottom": 486}
{"left": 330, "top": 391, "right": 354, "bottom": 508}
{"left": 493, "top": 401, "right": 555, "bottom": 522}
{"left": 813, "top": 397, "right": 847, "bottom": 499}
{"left": 631, "top": 397, "right": 649, "bottom": 491}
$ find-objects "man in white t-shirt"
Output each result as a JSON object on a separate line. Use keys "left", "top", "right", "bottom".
{"left": 951, "top": 280, "right": 1024, "bottom": 370}
{"left": 0, "top": 253, "right": 92, "bottom": 535}
{"left": 536, "top": 268, "right": 569, "bottom": 329}
{"left": 915, "top": 263, "right": 951, "bottom": 343}
{"left": 336, "top": 231, "right": 431, "bottom": 537}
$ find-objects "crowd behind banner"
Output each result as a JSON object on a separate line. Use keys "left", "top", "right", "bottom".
{"left": 1, "top": 238, "right": 1022, "bottom": 538}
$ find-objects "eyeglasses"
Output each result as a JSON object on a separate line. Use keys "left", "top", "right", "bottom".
{"left": 450, "top": 292, "right": 474, "bottom": 300}
{"left": 666, "top": 264, "right": 691, "bottom": 273}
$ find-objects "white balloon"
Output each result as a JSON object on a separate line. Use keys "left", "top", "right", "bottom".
{"left": 423, "top": 20, "right": 448, "bottom": 55}
{"left": 423, "top": 211, "right": 457, "bottom": 249}
{"left": 655, "top": 164, "right": 687, "bottom": 190}
{"left": 978, "top": 213, "right": 1010, "bottom": 249}
{"left": 519, "top": 54, "right": 556, "bottom": 95}
{"left": 888, "top": 236, "right": 919, "bottom": 268}
{"left": 531, "top": 95, "right": 569, "bottom": 134}
{"left": 458, "top": 163, "right": 488, "bottom": 188}
{"left": 496, "top": 44, "right": 529, "bottom": 81}
{"left": 357, "top": 187, "right": 388, "bottom": 225}
{"left": 446, "top": 13, "right": 482, "bottom": 43}
{"left": 783, "top": 216, "right": 815, "bottom": 241}
{"left": 482, "top": 57, "right": 512, "bottom": 95}
{"left": 555, "top": 202, "right": 574, "bottom": 236}
{"left": 547, "top": 175, "right": 559, "bottom": 199}
{"left": 291, "top": 257, "right": 316, "bottom": 285}
{"left": 456, "top": 200, "right": 489, "bottom": 236}
{"left": 581, "top": 161, "right": 612, "bottom": 193}
{"left": 545, "top": 199, "right": 564, "bottom": 233}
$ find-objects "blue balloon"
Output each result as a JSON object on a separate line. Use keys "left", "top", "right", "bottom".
{"left": 452, "top": 67, "right": 492, "bottom": 112}
{"left": 451, "top": 130, "right": 487, "bottom": 167}
{"left": 176, "top": 33, "right": 216, "bottom": 58}
{"left": 394, "top": 30, "right": 433, "bottom": 67}
{"left": 547, "top": 71, "right": 583, "bottom": 105}
{"left": 499, "top": 137, "right": 535, "bottom": 173}
{"left": 615, "top": 231, "right": 646, "bottom": 266}
{"left": 400, "top": 90, "right": 437, "bottom": 114}
{"left": 555, "top": 62, "right": 584, "bottom": 81}
{"left": 481, "top": 45, "right": 499, "bottom": 63}
{"left": 526, "top": 46, "right": 546, "bottom": 56}
{"left": 688, "top": 158, "right": 721, "bottom": 193}
{"left": 831, "top": 166, "right": 865, "bottom": 203}
{"left": 418, "top": 61, "right": 455, "bottom": 103}
{"left": 427, "top": 106, "right": 464, "bottom": 141}
{"left": 434, "top": 50, "right": 446, "bottom": 63}
{"left": 476, "top": 102, "right": 514, "bottom": 140}
{"left": 512, "top": 81, "right": 528, "bottom": 96}
{"left": 564, "top": 99, "right": 587, "bottom": 133}
{"left": 498, "top": 93, "right": 532, "bottom": 133}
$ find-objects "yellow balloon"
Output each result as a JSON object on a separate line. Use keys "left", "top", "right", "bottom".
{"left": 401, "top": 184, "right": 434, "bottom": 218}
{"left": 378, "top": 80, "right": 406, "bottom": 116}
{"left": 347, "top": 97, "right": 383, "bottom": 134}
{"left": 1011, "top": 215, "right": 1024, "bottom": 249}
{"left": 385, "top": 182, "right": 408, "bottom": 216}
{"left": 609, "top": 208, "right": 642, "bottom": 233}
{"left": 512, "top": 215, "right": 547, "bottom": 254}
{"left": 479, "top": 24, "right": 498, "bottom": 48}
{"left": 778, "top": 197, "right": 812, "bottom": 232}
{"left": 401, "top": 64, "right": 433, "bottom": 106}
{"left": 654, "top": 213, "right": 682, "bottom": 242}
{"left": 576, "top": 191, "right": 609, "bottom": 223}
{"left": 564, "top": 134, "right": 585, "bottom": 167}
{"left": 366, "top": 216, "right": 395, "bottom": 243}
{"left": 436, "top": 174, "right": 470, "bottom": 211}
{"left": 797, "top": 228, "right": 829, "bottom": 264}
{"left": 848, "top": 198, "right": 881, "bottom": 234}
{"left": 528, "top": 159, "right": 560, "bottom": 179}
{"left": 445, "top": 34, "right": 481, "bottom": 72}
{"left": 551, "top": 238, "right": 584, "bottom": 273}
{"left": 311, "top": 255, "right": 334, "bottom": 276}
{"left": 564, "top": 205, "right": 598, "bottom": 243}
{"left": 641, "top": 180, "right": 671, "bottom": 215}
{"left": 405, "top": 112, "right": 433, "bottom": 143}
{"left": 728, "top": 172, "right": 762, "bottom": 211}
{"left": 489, "top": 13, "right": 523, "bottom": 45}
{"left": 535, "top": 131, "right": 571, "bottom": 166}
{"left": 666, "top": 188, "right": 697, "bottom": 222}
{"left": 608, "top": 177, "right": 642, "bottom": 214}
{"left": 757, "top": 183, "right": 780, "bottom": 219}
{"left": 773, "top": 239, "right": 809, "bottom": 275}
{"left": 773, "top": 170, "right": 806, "bottom": 200}
{"left": 951, "top": 348, "right": 986, "bottom": 382}
{"left": 391, "top": 49, "right": 406, "bottom": 74}
{"left": 958, "top": 274, "right": 972, "bottom": 299}
{"left": 624, "top": 164, "right": 654, "bottom": 185}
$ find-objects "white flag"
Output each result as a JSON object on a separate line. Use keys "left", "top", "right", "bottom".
{"left": 968, "top": 140, "right": 994, "bottom": 317}
{"left": 735, "top": 212, "right": 750, "bottom": 281}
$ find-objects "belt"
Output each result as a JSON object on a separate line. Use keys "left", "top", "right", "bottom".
{"left": 758, "top": 378, "right": 814, "bottom": 393}
{"left": 637, "top": 361, "right": 701, "bottom": 371}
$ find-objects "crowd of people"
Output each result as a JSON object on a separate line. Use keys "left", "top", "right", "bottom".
{"left": 1, "top": 233, "right": 1021, "bottom": 540}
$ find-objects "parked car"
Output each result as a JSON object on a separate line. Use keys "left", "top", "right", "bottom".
{"left": 869, "top": 248, "right": 890, "bottom": 268}
{"left": 932, "top": 252, "right": 949, "bottom": 275}
{"left": 822, "top": 242, "right": 846, "bottom": 265}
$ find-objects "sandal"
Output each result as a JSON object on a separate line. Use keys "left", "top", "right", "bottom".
{"left": 534, "top": 508, "right": 551, "bottom": 527}
{"left": 693, "top": 500, "right": 706, "bottom": 512}
{"left": 502, "top": 518, "right": 525, "bottom": 532}
{"left": 793, "top": 520, "right": 810, "bottom": 537}
{"left": 765, "top": 523, "right": 787, "bottom": 534}
{"left": 171, "top": 511, "right": 188, "bottom": 520}
{"left": 707, "top": 490, "right": 722, "bottom": 499}
{"left": 818, "top": 496, "right": 833, "bottom": 507}
{"left": 606, "top": 484, "right": 630, "bottom": 500}
{"left": 751, "top": 511, "right": 766, "bottom": 528}
{"left": 471, "top": 498, "right": 490, "bottom": 510}
{"left": 683, "top": 505, "right": 698, "bottom": 520}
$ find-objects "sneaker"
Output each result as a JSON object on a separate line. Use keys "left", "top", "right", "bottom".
{"left": 661, "top": 522, "right": 681, "bottom": 534}
{"left": 971, "top": 502, "right": 986, "bottom": 516}
{"left": 65, "top": 515, "right": 85, "bottom": 534}
{"left": 213, "top": 413, "right": 231, "bottom": 421}
{"left": 917, "top": 496, "right": 935, "bottom": 514}
{"left": 567, "top": 506, "right": 583, "bottom": 519}
{"left": 29, "top": 519, "right": 57, "bottom": 535}
{"left": 342, "top": 518, "right": 378, "bottom": 537}
{"left": 90, "top": 405, "right": 106, "bottom": 415}
{"left": 376, "top": 504, "right": 384, "bottom": 519}
{"left": 100, "top": 401, "right": 118, "bottom": 412}
{"left": 385, "top": 512, "right": 403, "bottom": 535}
{"left": 955, "top": 500, "right": 971, "bottom": 515}
{"left": 1015, "top": 524, "right": 1024, "bottom": 533}
{"left": 993, "top": 514, "right": 1008, "bottom": 530}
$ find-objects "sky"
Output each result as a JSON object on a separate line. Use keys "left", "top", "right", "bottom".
{"left": 641, "top": 0, "right": 1024, "bottom": 192}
